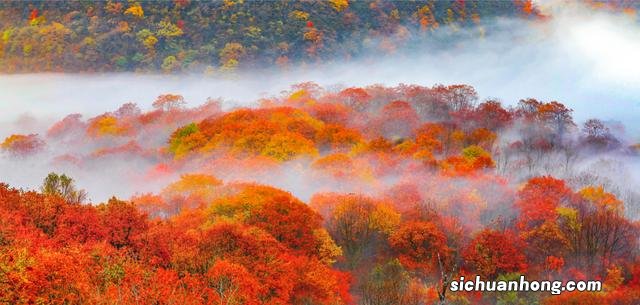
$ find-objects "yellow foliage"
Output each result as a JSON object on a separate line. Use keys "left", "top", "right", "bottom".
{"left": 579, "top": 186, "right": 622, "bottom": 210}
{"left": 313, "top": 228, "right": 343, "bottom": 264}
{"left": 143, "top": 35, "right": 158, "bottom": 50}
{"left": 390, "top": 9, "right": 400, "bottom": 21}
{"left": 157, "top": 20, "right": 183, "bottom": 38}
{"left": 161, "top": 55, "right": 179, "bottom": 72}
{"left": 37, "top": 23, "right": 72, "bottom": 55}
{"left": 220, "top": 59, "right": 239, "bottom": 72}
{"left": 124, "top": 4, "right": 144, "bottom": 18}
{"left": 289, "top": 89, "right": 307, "bottom": 101}
{"left": 38, "top": 22, "right": 69, "bottom": 36}
{"left": 82, "top": 37, "right": 96, "bottom": 46}
{"left": 118, "top": 21, "right": 130, "bottom": 32}
{"left": 165, "top": 174, "right": 222, "bottom": 193}
{"left": 223, "top": 0, "right": 243, "bottom": 8}
{"left": 285, "top": 90, "right": 317, "bottom": 107}
{"left": 281, "top": 108, "right": 325, "bottom": 130}
{"left": 219, "top": 42, "right": 245, "bottom": 62}
{"left": 219, "top": 42, "right": 245, "bottom": 71}
{"left": 348, "top": 141, "right": 368, "bottom": 157}
{"left": 22, "top": 44, "right": 32, "bottom": 56}
{"left": 393, "top": 139, "right": 417, "bottom": 156}
{"left": 261, "top": 132, "right": 318, "bottom": 161}
{"left": 162, "top": 174, "right": 223, "bottom": 204}
{"left": 87, "top": 115, "right": 128, "bottom": 137}
{"left": 207, "top": 184, "right": 287, "bottom": 222}
{"left": 329, "top": 0, "right": 349, "bottom": 12}
{"left": 290, "top": 10, "right": 310, "bottom": 21}
{"left": 557, "top": 207, "right": 580, "bottom": 232}
{"left": 1, "top": 134, "right": 26, "bottom": 149}
{"left": 303, "top": 28, "right": 322, "bottom": 43}
{"left": 369, "top": 203, "right": 401, "bottom": 234}
{"left": 244, "top": 26, "right": 262, "bottom": 38}
{"left": 30, "top": 16, "right": 46, "bottom": 26}
{"left": 446, "top": 8, "right": 455, "bottom": 24}
{"left": 331, "top": 195, "right": 399, "bottom": 239}
{"left": 462, "top": 145, "right": 490, "bottom": 160}
{"left": 604, "top": 266, "right": 624, "bottom": 291}
{"left": 2, "top": 28, "right": 13, "bottom": 43}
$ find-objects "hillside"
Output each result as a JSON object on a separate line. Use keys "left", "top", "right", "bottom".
{"left": 0, "top": 0, "right": 538, "bottom": 72}
{"left": 2, "top": 83, "right": 640, "bottom": 304}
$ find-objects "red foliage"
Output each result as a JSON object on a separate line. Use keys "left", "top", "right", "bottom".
{"left": 244, "top": 189, "right": 323, "bottom": 253}
{"left": 515, "top": 176, "right": 572, "bottom": 230}
{"left": 47, "top": 113, "right": 85, "bottom": 138}
{"left": 54, "top": 205, "right": 106, "bottom": 245}
{"left": 2, "top": 83, "right": 639, "bottom": 304}
{"left": 463, "top": 229, "right": 528, "bottom": 279}
{"left": 339, "top": 87, "right": 371, "bottom": 111}
{"left": 29, "top": 8, "right": 38, "bottom": 21}
{"left": 100, "top": 197, "right": 149, "bottom": 250}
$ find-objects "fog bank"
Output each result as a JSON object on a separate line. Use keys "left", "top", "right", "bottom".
{"left": 1, "top": 2, "right": 639, "bottom": 203}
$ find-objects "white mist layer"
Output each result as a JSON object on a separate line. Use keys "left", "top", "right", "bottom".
{"left": 1, "top": 2, "right": 639, "bottom": 205}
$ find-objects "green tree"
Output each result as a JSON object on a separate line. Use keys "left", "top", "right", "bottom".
{"left": 41, "top": 172, "right": 88, "bottom": 204}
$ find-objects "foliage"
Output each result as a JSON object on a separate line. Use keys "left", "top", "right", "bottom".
{"left": 41, "top": 172, "right": 88, "bottom": 204}
{"left": 1, "top": 134, "right": 44, "bottom": 155}
{"left": 1, "top": 80, "right": 640, "bottom": 304}
{"left": 0, "top": 1, "right": 541, "bottom": 73}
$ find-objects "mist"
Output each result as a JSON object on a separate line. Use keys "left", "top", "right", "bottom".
{"left": 1, "top": 2, "right": 639, "bottom": 205}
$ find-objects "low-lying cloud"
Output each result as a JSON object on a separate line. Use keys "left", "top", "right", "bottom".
{"left": 1, "top": 2, "right": 639, "bottom": 205}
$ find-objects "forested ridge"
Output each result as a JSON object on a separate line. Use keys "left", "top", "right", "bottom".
{"left": 2, "top": 83, "right": 640, "bottom": 304}
{"left": 0, "top": 0, "right": 540, "bottom": 73}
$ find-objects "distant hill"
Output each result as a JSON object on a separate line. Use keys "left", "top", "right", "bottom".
{"left": 0, "top": 0, "right": 540, "bottom": 73}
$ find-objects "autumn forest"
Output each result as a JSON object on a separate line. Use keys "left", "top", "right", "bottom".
{"left": 1, "top": 1, "right": 640, "bottom": 305}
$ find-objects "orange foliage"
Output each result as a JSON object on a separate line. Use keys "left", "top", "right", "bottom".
{"left": 160, "top": 174, "right": 223, "bottom": 213}
{"left": 316, "top": 124, "right": 363, "bottom": 151}
{"left": 0, "top": 182, "right": 353, "bottom": 304}
{"left": 204, "top": 259, "right": 261, "bottom": 305}
{"left": 389, "top": 221, "right": 449, "bottom": 272}
{"left": 311, "top": 153, "right": 361, "bottom": 179}
{"left": 86, "top": 115, "right": 131, "bottom": 137}
{"left": 152, "top": 94, "right": 186, "bottom": 111}
{"left": 579, "top": 185, "right": 623, "bottom": 211}
{"left": 3, "top": 82, "right": 640, "bottom": 304}
{"left": 440, "top": 145, "right": 494, "bottom": 175}
{"left": 169, "top": 107, "right": 323, "bottom": 161}
{"left": 1, "top": 134, "right": 45, "bottom": 155}
{"left": 208, "top": 184, "right": 326, "bottom": 255}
